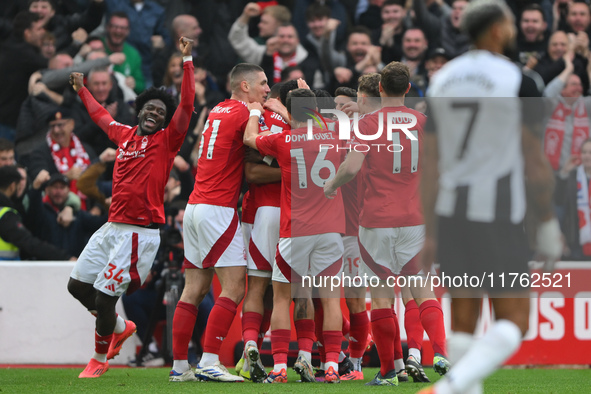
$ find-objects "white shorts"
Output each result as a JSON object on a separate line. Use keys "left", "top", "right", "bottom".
{"left": 183, "top": 204, "right": 246, "bottom": 269}
{"left": 342, "top": 235, "right": 361, "bottom": 281}
{"left": 358, "top": 225, "right": 424, "bottom": 279}
{"left": 71, "top": 222, "right": 160, "bottom": 297}
{"left": 247, "top": 206, "right": 280, "bottom": 278}
{"left": 242, "top": 222, "right": 253, "bottom": 253}
{"left": 273, "top": 233, "right": 343, "bottom": 284}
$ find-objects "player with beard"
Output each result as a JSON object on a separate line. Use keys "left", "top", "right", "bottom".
{"left": 67, "top": 37, "right": 195, "bottom": 379}
{"left": 419, "top": 0, "right": 562, "bottom": 392}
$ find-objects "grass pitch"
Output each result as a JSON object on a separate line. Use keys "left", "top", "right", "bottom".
{"left": 0, "top": 367, "right": 589, "bottom": 393}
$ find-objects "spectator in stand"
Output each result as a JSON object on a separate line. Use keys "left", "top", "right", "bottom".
{"left": 228, "top": 3, "right": 292, "bottom": 66}
{"left": 401, "top": 28, "right": 429, "bottom": 96}
{"left": 104, "top": 0, "right": 171, "bottom": 89}
{"left": 371, "top": 0, "right": 409, "bottom": 64}
{"left": 555, "top": 138, "right": 591, "bottom": 260}
{"left": 27, "top": 108, "right": 96, "bottom": 210}
{"left": 301, "top": 3, "right": 340, "bottom": 89}
{"left": 359, "top": 0, "right": 387, "bottom": 28}
{"left": 541, "top": 53, "right": 591, "bottom": 175}
{"left": 26, "top": 170, "right": 107, "bottom": 257}
{"left": 440, "top": 0, "right": 470, "bottom": 60}
{"left": 0, "top": 165, "right": 73, "bottom": 261}
{"left": 28, "top": 0, "right": 104, "bottom": 57}
{"left": 41, "top": 31, "right": 56, "bottom": 59}
{"left": 102, "top": 11, "right": 145, "bottom": 94}
{"left": 153, "top": 14, "right": 202, "bottom": 88}
{"left": 323, "top": 26, "right": 383, "bottom": 91}
{"left": 261, "top": 24, "right": 321, "bottom": 87}
{"left": 293, "top": 0, "right": 349, "bottom": 50}
{"left": 0, "top": 11, "right": 47, "bottom": 141}
{"left": 0, "top": 139, "right": 16, "bottom": 167}
{"left": 518, "top": 4, "right": 549, "bottom": 68}
{"left": 424, "top": 47, "right": 450, "bottom": 88}
{"left": 67, "top": 66, "right": 136, "bottom": 155}
{"left": 534, "top": 30, "right": 590, "bottom": 94}
{"left": 281, "top": 65, "right": 305, "bottom": 82}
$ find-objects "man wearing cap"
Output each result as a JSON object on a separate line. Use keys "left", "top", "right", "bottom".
{"left": 0, "top": 165, "right": 73, "bottom": 261}
{"left": 25, "top": 169, "right": 107, "bottom": 258}
{"left": 28, "top": 107, "right": 96, "bottom": 209}
{"left": 425, "top": 47, "right": 450, "bottom": 89}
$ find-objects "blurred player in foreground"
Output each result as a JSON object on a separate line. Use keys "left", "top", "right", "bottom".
{"left": 419, "top": 0, "right": 562, "bottom": 392}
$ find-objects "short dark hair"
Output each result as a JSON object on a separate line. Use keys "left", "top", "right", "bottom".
{"left": 109, "top": 11, "right": 130, "bottom": 24}
{"left": 358, "top": 73, "right": 381, "bottom": 97}
{"left": 305, "top": 3, "right": 331, "bottom": 21}
{"left": 461, "top": 0, "right": 512, "bottom": 43}
{"left": 280, "top": 65, "right": 303, "bottom": 82}
{"left": 0, "top": 165, "right": 22, "bottom": 190}
{"left": 279, "top": 79, "right": 299, "bottom": 106}
{"left": 521, "top": 4, "right": 546, "bottom": 22}
{"left": 28, "top": 0, "right": 55, "bottom": 8}
{"left": 13, "top": 11, "right": 42, "bottom": 41}
{"left": 0, "top": 138, "right": 14, "bottom": 153}
{"left": 313, "top": 88, "right": 336, "bottom": 111}
{"left": 270, "top": 81, "right": 284, "bottom": 99}
{"left": 229, "top": 63, "right": 265, "bottom": 92}
{"left": 135, "top": 87, "right": 177, "bottom": 125}
{"left": 348, "top": 26, "right": 372, "bottom": 40}
{"left": 335, "top": 86, "right": 357, "bottom": 98}
{"left": 286, "top": 88, "right": 317, "bottom": 122}
{"left": 383, "top": 0, "right": 405, "bottom": 8}
{"left": 380, "top": 61, "right": 410, "bottom": 96}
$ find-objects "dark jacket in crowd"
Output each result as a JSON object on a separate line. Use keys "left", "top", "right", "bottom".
{"left": 0, "top": 192, "right": 71, "bottom": 260}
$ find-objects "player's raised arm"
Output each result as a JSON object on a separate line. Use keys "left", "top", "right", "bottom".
{"left": 244, "top": 102, "right": 264, "bottom": 149}
{"left": 168, "top": 37, "right": 196, "bottom": 136}
{"left": 323, "top": 150, "right": 365, "bottom": 199}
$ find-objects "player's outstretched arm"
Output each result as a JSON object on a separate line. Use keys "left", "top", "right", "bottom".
{"left": 244, "top": 102, "right": 264, "bottom": 149}
{"left": 168, "top": 37, "right": 195, "bottom": 138}
{"left": 323, "top": 150, "right": 364, "bottom": 199}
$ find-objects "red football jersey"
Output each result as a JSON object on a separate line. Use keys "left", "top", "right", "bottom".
{"left": 357, "top": 106, "right": 425, "bottom": 228}
{"left": 241, "top": 190, "right": 255, "bottom": 224}
{"left": 256, "top": 126, "right": 345, "bottom": 238}
{"left": 189, "top": 99, "right": 249, "bottom": 208}
{"left": 78, "top": 60, "right": 195, "bottom": 225}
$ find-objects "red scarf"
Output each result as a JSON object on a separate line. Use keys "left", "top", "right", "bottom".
{"left": 46, "top": 131, "right": 90, "bottom": 208}
{"left": 544, "top": 100, "right": 589, "bottom": 170}
{"left": 273, "top": 51, "right": 297, "bottom": 83}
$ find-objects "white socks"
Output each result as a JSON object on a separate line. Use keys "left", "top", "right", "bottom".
{"left": 350, "top": 357, "right": 363, "bottom": 372}
{"left": 298, "top": 350, "right": 312, "bottom": 364}
{"left": 200, "top": 352, "right": 219, "bottom": 367}
{"left": 114, "top": 315, "right": 126, "bottom": 334}
{"left": 274, "top": 363, "right": 287, "bottom": 372}
{"left": 408, "top": 347, "right": 421, "bottom": 363}
{"left": 394, "top": 358, "right": 405, "bottom": 372}
{"left": 439, "top": 320, "right": 522, "bottom": 394}
{"left": 172, "top": 360, "right": 190, "bottom": 373}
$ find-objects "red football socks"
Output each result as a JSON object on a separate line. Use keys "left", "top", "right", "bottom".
{"left": 371, "top": 308, "right": 396, "bottom": 376}
{"left": 323, "top": 330, "right": 342, "bottom": 364}
{"left": 242, "top": 311, "right": 263, "bottom": 346}
{"left": 419, "top": 300, "right": 447, "bottom": 356}
{"left": 172, "top": 301, "right": 198, "bottom": 360}
{"left": 294, "top": 319, "right": 315, "bottom": 353}
{"left": 349, "top": 311, "right": 370, "bottom": 358}
{"left": 202, "top": 297, "right": 238, "bottom": 354}
{"left": 405, "top": 300, "right": 424, "bottom": 352}
{"left": 271, "top": 329, "right": 291, "bottom": 365}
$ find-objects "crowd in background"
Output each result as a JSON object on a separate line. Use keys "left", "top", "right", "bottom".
{"left": 1, "top": 0, "right": 591, "bottom": 365}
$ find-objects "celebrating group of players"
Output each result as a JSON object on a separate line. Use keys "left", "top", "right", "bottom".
{"left": 165, "top": 56, "right": 448, "bottom": 385}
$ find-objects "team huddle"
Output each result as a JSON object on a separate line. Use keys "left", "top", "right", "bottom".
{"left": 66, "top": 0, "right": 563, "bottom": 392}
